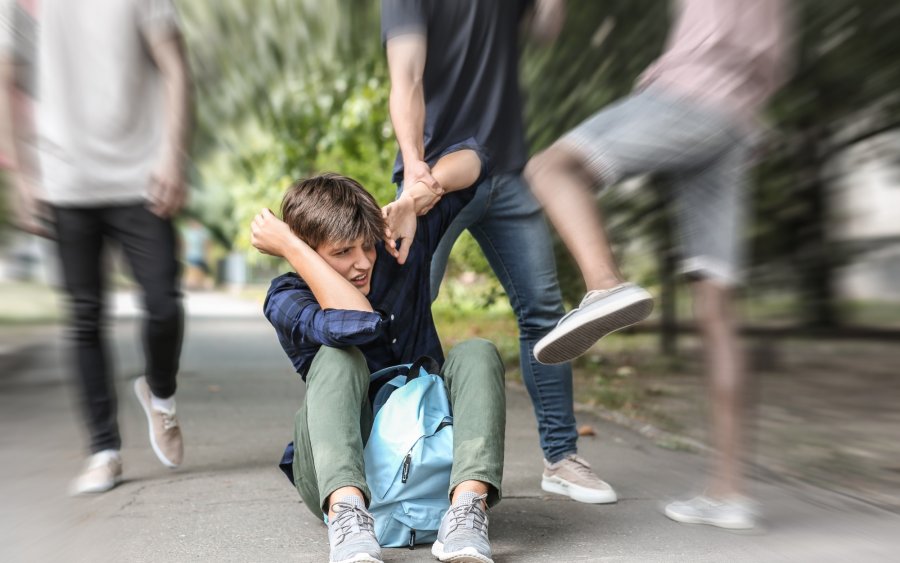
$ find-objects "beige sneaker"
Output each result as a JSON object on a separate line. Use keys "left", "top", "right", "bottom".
{"left": 133, "top": 376, "right": 183, "bottom": 468}
{"left": 69, "top": 450, "right": 122, "bottom": 495}
{"left": 542, "top": 454, "right": 617, "bottom": 504}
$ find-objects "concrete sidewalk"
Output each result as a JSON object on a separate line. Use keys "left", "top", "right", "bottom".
{"left": 1, "top": 315, "right": 897, "bottom": 562}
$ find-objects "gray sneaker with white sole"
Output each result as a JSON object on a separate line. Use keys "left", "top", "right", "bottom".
{"left": 327, "top": 496, "right": 383, "bottom": 563}
{"left": 432, "top": 492, "right": 493, "bottom": 563}
{"left": 534, "top": 283, "right": 653, "bottom": 365}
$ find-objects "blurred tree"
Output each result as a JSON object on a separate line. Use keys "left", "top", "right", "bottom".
{"left": 180, "top": 0, "right": 900, "bottom": 330}
{"left": 178, "top": 0, "right": 394, "bottom": 254}
{"left": 522, "top": 0, "right": 900, "bottom": 330}
{"left": 754, "top": 0, "right": 900, "bottom": 327}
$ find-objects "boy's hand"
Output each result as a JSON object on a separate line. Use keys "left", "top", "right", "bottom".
{"left": 251, "top": 208, "right": 296, "bottom": 257}
{"left": 382, "top": 196, "right": 418, "bottom": 265}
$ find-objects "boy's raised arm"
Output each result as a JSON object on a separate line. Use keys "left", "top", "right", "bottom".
{"left": 251, "top": 208, "right": 373, "bottom": 313}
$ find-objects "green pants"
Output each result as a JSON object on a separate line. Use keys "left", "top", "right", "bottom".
{"left": 292, "top": 338, "right": 506, "bottom": 516}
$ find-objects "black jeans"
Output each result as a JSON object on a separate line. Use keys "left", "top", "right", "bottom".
{"left": 53, "top": 204, "right": 184, "bottom": 454}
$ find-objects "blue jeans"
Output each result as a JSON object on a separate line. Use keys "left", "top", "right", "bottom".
{"left": 430, "top": 173, "right": 578, "bottom": 463}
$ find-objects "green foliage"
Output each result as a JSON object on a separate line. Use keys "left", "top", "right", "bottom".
{"left": 179, "top": 0, "right": 393, "bottom": 254}
{"left": 179, "top": 0, "right": 900, "bottom": 323}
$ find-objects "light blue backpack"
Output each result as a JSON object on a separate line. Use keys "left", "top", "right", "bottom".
{"left": 363, "top": 357, "right": 453, "bottom": 548}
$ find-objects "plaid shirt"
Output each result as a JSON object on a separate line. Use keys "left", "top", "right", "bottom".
{"left": 264, "top": 190, "right": 475, "bottom": 380}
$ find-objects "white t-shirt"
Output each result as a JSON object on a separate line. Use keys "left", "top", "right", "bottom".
{"left": 33, "top": 0, "right": 180, "bottom": 205}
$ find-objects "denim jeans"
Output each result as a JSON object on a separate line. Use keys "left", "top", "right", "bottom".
{"left": 430, "top": 173, "right": 578, "bottom": 463}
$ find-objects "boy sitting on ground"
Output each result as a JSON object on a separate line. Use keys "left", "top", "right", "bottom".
{"left": 251, "top": 150, "right": 505, "bottom": 563}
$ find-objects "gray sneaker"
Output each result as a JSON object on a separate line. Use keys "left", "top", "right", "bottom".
{"left": 432, "top": 492, "right": 493, "bottom": 563}
{"left": 542, "top": 454, "right": 617, "bottom": 504}
{"left": 327, "top": 496, "right": 383, "bottom": 563}
{"left": 664, "top": 495, "right": 758, "bottom": 530}
{"left": 534, "top": 283, "right": 653, "bottom": 365}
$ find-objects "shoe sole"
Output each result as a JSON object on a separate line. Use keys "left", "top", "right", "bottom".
{"left": 541, "top": 476, "right": 618, "bottom": 504}
{"left": 69, "top": 475, "right": 122, "bottom": 496}
{"left": 663, "top": 506, "right": 755, "bottom": 530}
{"left": 431, "top": 541, "right": 494, "bottom": 563}
{"left": 534, "top": 290, "right": 654, "bottom": 365}
{"left": 133, "top": 377, "right": 180, "bottom": 468}
{"left": 330, "top": 554, "right": 383, "bottom": 563}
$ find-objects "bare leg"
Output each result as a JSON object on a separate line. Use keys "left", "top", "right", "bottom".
{"left": 525, "top": 145, "right": 623, "bottom": 291}
{"left": 692, "top": 279, "right": 746, "bottom": 498}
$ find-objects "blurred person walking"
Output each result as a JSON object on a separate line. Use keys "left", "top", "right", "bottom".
{"left": 380, "top": 0, "right": 621, "bottom": 505}
{"left": 0, "top": 0, "right": 192, "bottom": 494}
{"left": 525, "top": 0, "right": 790, "bottom": 529}
{"left": 183, "top": 218, "right": 212, "bottom": 290}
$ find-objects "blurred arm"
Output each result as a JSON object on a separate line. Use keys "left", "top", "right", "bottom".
{"left": 529, "top": 0, "right": 566, "bottom": 43}
{"left": 145, "top": 28, "right": 192, "bottom": 217}
{"left": 0, "top": 51, "right": 49, "bottom": 236}
{"left": 0, "top": 53, "right": 16, "bottom": 170}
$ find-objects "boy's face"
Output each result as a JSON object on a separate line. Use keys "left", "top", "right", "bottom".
{"left": 315, "top": 237, "right": 377, "bottom": 295}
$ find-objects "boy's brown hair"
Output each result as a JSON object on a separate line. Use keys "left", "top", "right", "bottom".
{"left": 280, "top": 173, "right": 385, "bottom": 249}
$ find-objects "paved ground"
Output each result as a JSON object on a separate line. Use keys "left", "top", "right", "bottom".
{"left": 1, "top": 295, "right": 898, "bottom": 562}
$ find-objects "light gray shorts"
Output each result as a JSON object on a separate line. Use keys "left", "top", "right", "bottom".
{"left": 558, "top": 87, "right": 754, "bottom": 286}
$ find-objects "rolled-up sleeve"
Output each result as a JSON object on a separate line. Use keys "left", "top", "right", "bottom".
{"left": 264, "top": 276, "right": 384, "bottom": 348}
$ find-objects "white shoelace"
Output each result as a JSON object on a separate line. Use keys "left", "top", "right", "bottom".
{"left": 160, "top": 412, "right": 179, "bottom": 431}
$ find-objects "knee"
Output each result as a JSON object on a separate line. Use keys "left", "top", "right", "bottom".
{"left": 144, "top": 290, "right": 181, "bottom": 323}
{"left": 524, "top": 146, "right": 573, "bottom": 197}
{"left": 307, "top": 346, "right": 370, "bottom": 388}
{"left": 448, "top": 338, "right": 505, "bottom": 376}
{"left": 314, "top": 345, "right": 367, "bottom": 368}
{"left": 69, "top": 297, "right": 102, "bottom": 340}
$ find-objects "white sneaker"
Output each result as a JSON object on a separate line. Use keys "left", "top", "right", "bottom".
{"left": 534, "top": 283, "right": 653, "bottom": 365}
{"left": 541, "top": 455, "right": 617, "bottom": 504}
{"left": 664, "top": 495, "right": 758, "bottom": 530}
{"left": 69, "top": 450, "right": 122, "bottom": 495}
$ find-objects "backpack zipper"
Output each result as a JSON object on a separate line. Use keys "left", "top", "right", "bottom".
{"left": 401, "top": 453, "right": 412, "bottom": 483}
{"left": 408, "top": 528, "right": 416, "bottom": 549}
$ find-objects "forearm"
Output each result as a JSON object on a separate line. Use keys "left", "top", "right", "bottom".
{"left": 146, "top": 32, "right": 191, "bottom": 167}
{"left": 386, "top": 34, "right": 428, "bottom": 167}
{"left": 398, "top": 149, "right": 481, "bottom": 215}
{"left": 160, "top": 39, "right": 191, "bottom": 165}
{"left": 281, "top": 239, "right": 373, "bottom": 313}
{"left": 389, "top": 79, "right": 425, "bottom": 166}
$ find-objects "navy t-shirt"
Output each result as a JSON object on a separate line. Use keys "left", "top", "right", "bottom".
{"left": 381, "top": 0, "right": 532, "bottom": 182}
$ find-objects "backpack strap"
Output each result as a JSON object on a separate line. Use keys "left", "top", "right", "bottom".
{"left": 406, "top": 356, "right": 441, "bottom": 381}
